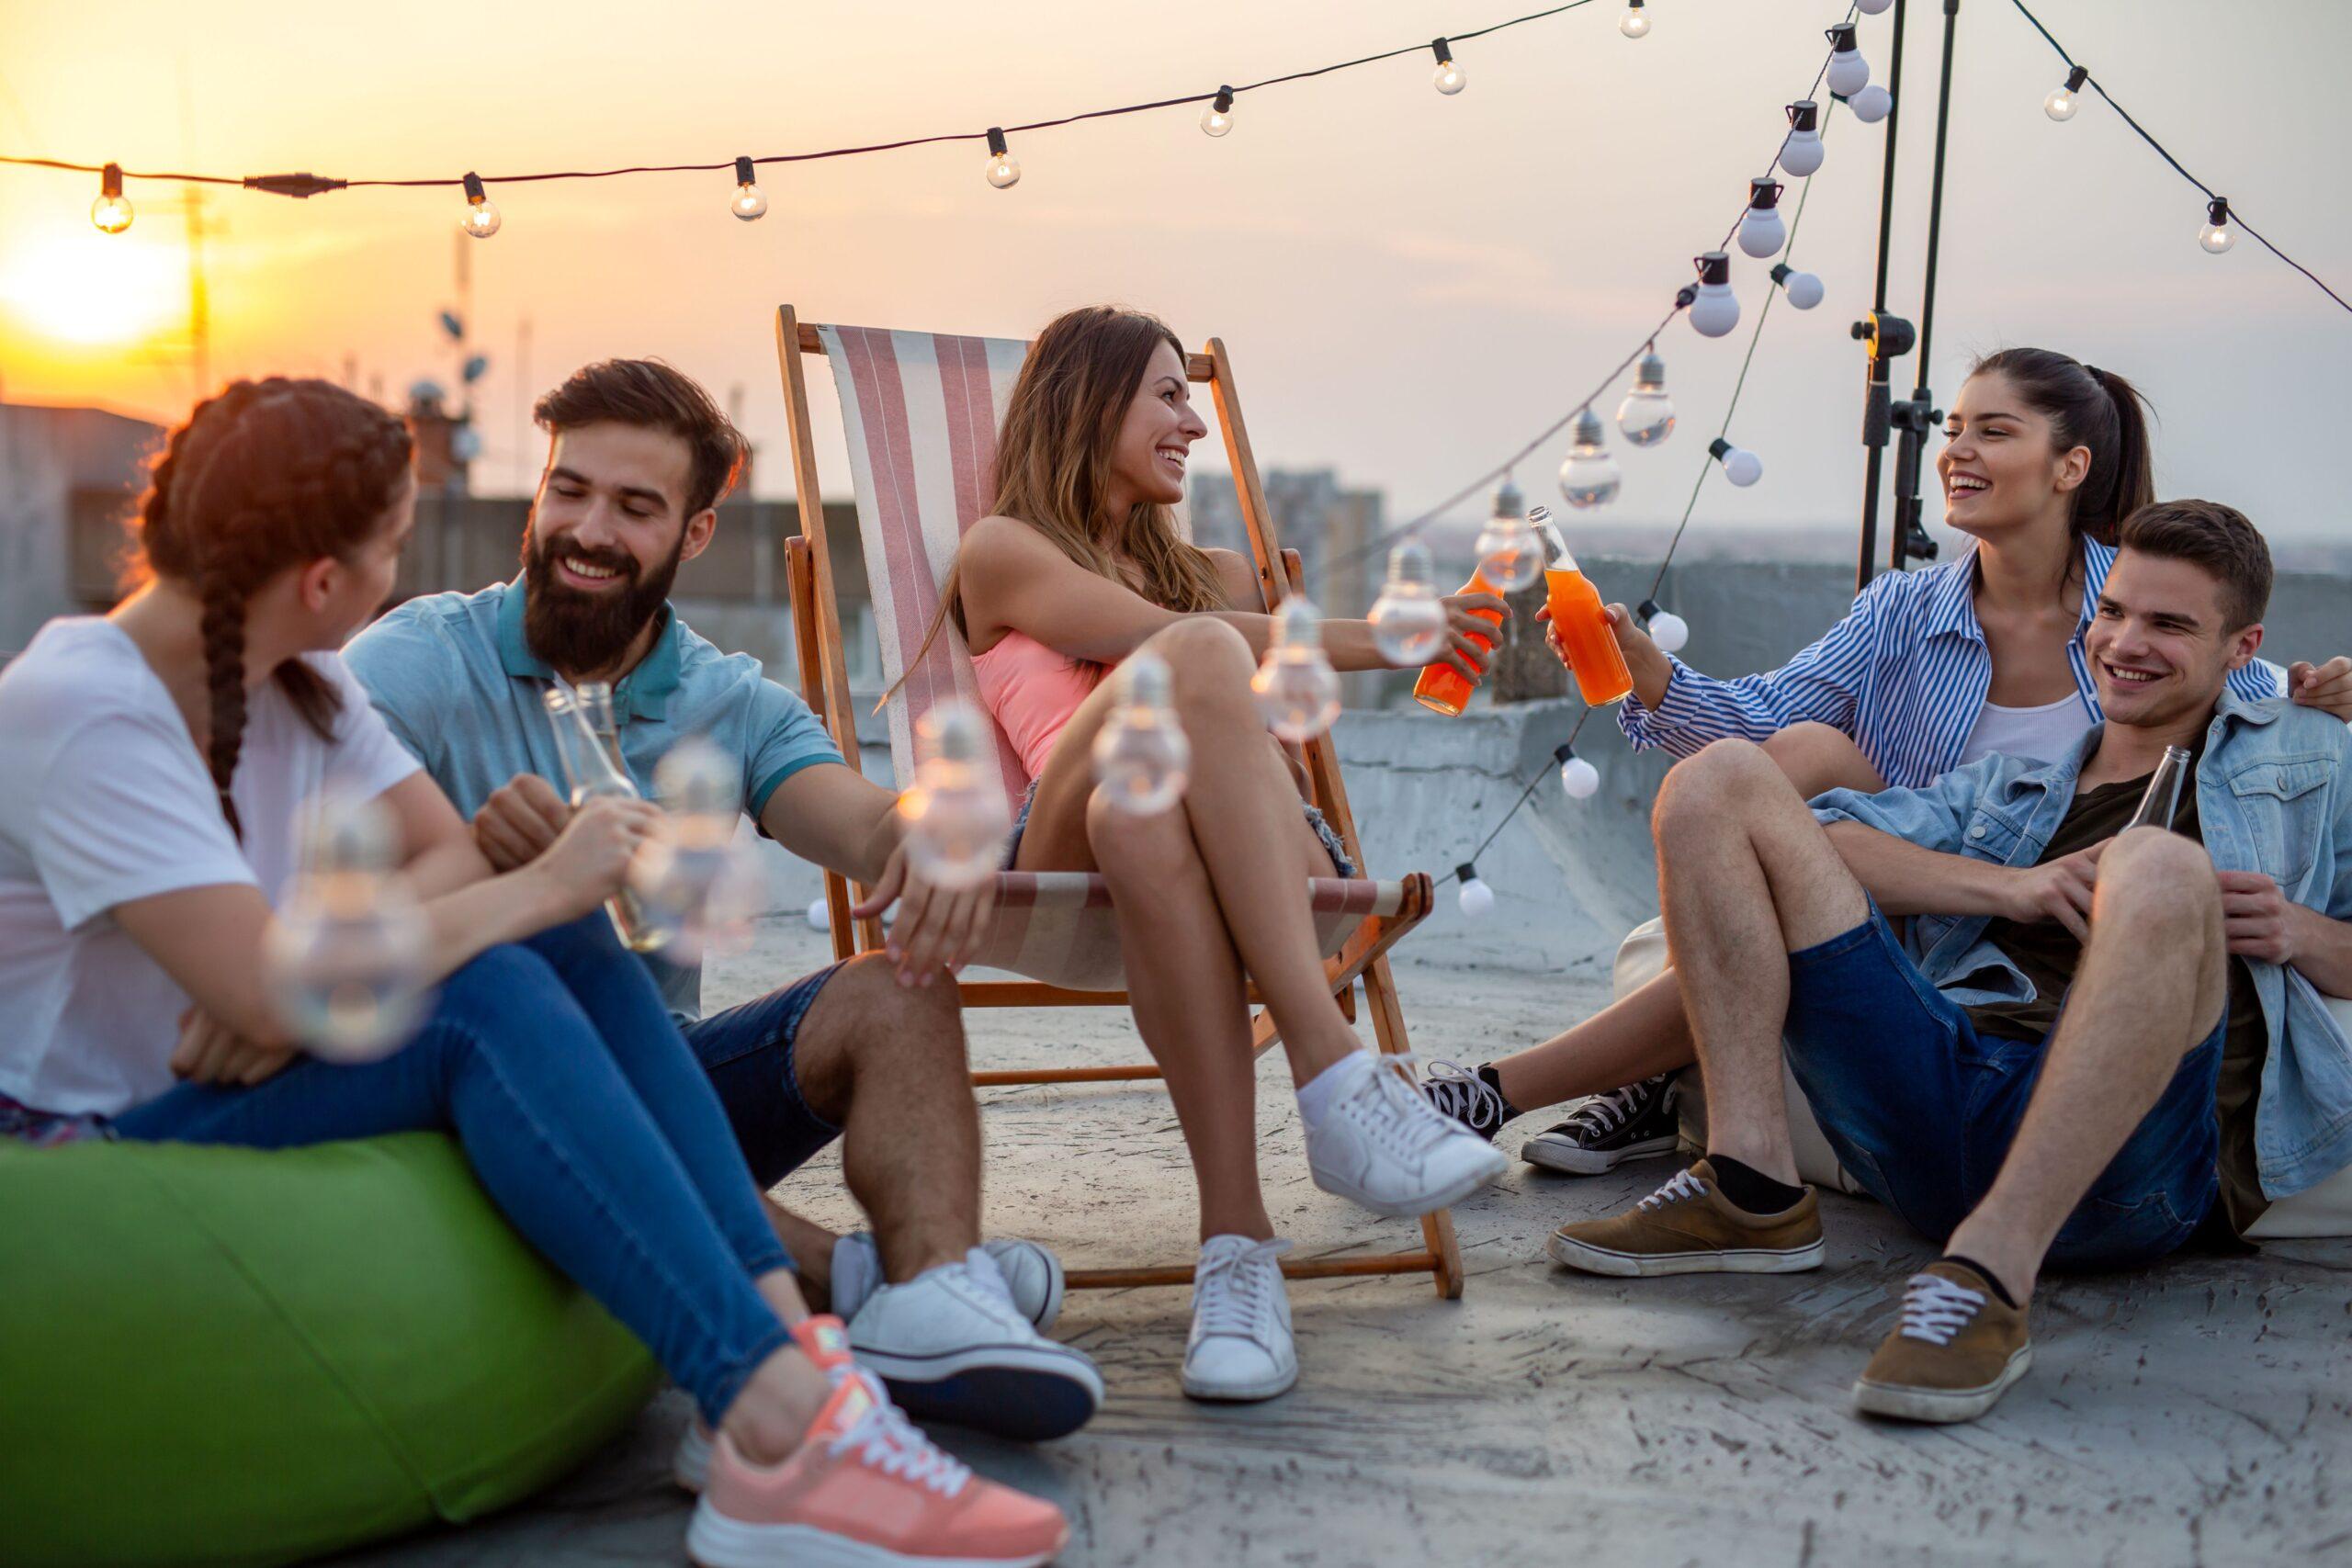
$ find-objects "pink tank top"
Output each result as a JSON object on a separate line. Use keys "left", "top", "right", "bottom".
{"left": 969, "top": 630, "right": 1107, "bottom": 784}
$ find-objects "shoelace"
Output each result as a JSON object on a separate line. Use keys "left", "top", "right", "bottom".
{"left": 1896, "top": 1271, "right": 1987, "bottom": 1347}
{"left": 1341, "top": 1051, "right": 1462, "bottom": 1161}
{"left": 1193, "top": 1237, "right": 1293, "bottom": 1341}
{"left": 1636, "top": 1167, "right": 1708, "bottom": 1212}
{"left": 831, "top": 1372, "right": 972, "bottom": 1496}
{"left": 1421, "top": 1059, "right": 1508, "bottom": 1133}
{"left": 1563, "top": 1075, "right": 1667, "bottom": 1140}
{"left": 951, "top": 1245, "right": 1021, "bottom": 1320}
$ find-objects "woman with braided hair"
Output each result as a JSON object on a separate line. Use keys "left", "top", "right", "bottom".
{"left": 0, "top": 379, "right": 1069, "bottom": 1566}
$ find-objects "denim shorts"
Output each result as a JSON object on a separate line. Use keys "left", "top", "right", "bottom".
{"left": 1781, "top": 905, "right": 2223, "bottom": 1270}
{"left": 679, "top": 963, "right": 848, "bottom": 1190}
{"left": 1002, "top": 777, "right": 1360, "bottom": 878}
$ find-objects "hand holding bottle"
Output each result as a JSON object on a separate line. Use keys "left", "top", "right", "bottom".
{"left": 1538, "top": 601, "right": 1673, "bottom": 708}
{"left": 1425, "top": 590, "right": 1511, "bottom": 680}
{"left": 531, "top": 796, "right": 665, "bottom": 922}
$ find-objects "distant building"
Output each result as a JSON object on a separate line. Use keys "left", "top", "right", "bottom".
{"left": 0, "top": 401, "right": 164, "bottom": 652}
{"left": 1189, "top": 467, "right": 1387, "bottom": 705}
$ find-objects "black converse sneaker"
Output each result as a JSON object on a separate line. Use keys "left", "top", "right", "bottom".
{"left": 1521, "top": 1073, "right": 1680, "bottom": 1175}
{"left": 1418, "top": 1060, "right": 1514, "bottom": 1143}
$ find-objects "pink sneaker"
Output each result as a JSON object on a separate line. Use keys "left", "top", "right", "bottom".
{"left": 686, "top": 1316, "right": 1069, "bottom": 1567}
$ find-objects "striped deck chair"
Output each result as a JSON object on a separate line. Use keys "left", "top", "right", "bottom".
{"left": 772, "top": 307, "right": 1457, "bottom": 1296}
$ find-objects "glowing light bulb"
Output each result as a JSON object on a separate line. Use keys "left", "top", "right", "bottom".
{"left": 730, "top": 156, "right": 768, "bottom": 220}
{"left": 1781, "top": 101, "right": 1825, "bottom": 177}
{"left": 1709, "top": 437, "right": 1763, "bottom": 488}
{"left": 1738, "top": 177, "right": 1788, "bottom": 259}
{"left": 629, "top": 739, "right": 764, "bottom": 962}
{"left": 1201, "top": 85, "right": 1236, "bottom": 137}
{"left": 1473, "top": 479, "right": 1544, "bottom": 592}
{"left": 1558, "top": 746, "right": 1600, "bottom": 800}
{"left": 1687, "top": 252, "right": 1740, "bottom": 338}
{"left": 1430, "top": 37, "right": 1466, "bottom": 95}
{"left": 898, "top": 703, "right": 1012, "bottom": 890}
{"left": 2199, "top": 197, "right": 2236, "bottom": 254}
{"left": 1618, "top": 0, "right": 1649, "bottom": 38}
{"left": 1253, "top": 598, "right": 1343, "bottom": 742}
{"left": 1557, "top": 409, "right": 1622, "bottom": 510}
{"left": 1616, "top": 352, "right": 1676, "bottom": 447}
{"left": 264, "top": 792, "right": 431, "bottom": 1062}
{"left": 1770, "top": 262, "right": 1824, "bottom": 310}
{"left": 1092, "top": 652, "right": 1191, "bottom": 815}
{"left": 1369, "top": 541, "right": 1451, "bottom": 665}
{"left": 2045, "top": 66, "right": 2089, "bottom": 121}
{"left": 1825, "top": 24, "right": 1870, "bottom": 98}
{"left": 985, "top": 128, "right": 1021, "bottom": 189}
{"left": 1847, "top": 84, "right": 1893, "bottom": 123}
{"left": 90, "top": 163, "right": 133, "bottom": 234}
{"left": 1455, "top": 863, "right": 1495, "bottom": 919}
{"left": 459, "top": 172, "right": 501, "bottom": 238}
{"left": 1637, "top": 597, "right": 1690, "bottom": 655}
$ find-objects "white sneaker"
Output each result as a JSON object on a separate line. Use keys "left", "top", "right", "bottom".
{"left": 849, "top": 1247, "right": 1103, "bottom": 1442}
{"left": 831, "top": 1232, "right": 1065, "bottom": 1332}
{"left": 1182, "top": 1235, "right": 1297, "bottom": 1403}
{"left": 1300, "top": 1050, "right": 1510, "bottom": 1217}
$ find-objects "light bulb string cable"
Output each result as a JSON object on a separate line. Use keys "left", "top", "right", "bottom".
{"left": 0, "top": 2, "right": 1602, "bottom": 191}
{"left": 2007, "top": 0, "right": 2350, "bottom": 315}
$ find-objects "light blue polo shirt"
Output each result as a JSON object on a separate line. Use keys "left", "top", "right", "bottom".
{"left": 345, "top": 577, "right": 844, "bottom": 1019}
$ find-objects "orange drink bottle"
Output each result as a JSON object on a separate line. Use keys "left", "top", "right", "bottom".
{"left": 1545, "top": 551, "right": 1634, "bottom": 706}
{"left": 1412, "top": 566, "right": 1501, "bottom": 716}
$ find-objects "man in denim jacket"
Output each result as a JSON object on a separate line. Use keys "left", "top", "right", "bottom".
{"left": 1549, "top": 501, "right": 2352, "bottom": 1425}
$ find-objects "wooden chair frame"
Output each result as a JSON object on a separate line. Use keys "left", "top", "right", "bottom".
{"left": 773, "top": 306, "right": 1461, "bottom": 1297}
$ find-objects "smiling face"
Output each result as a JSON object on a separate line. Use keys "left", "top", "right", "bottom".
{"left": 522, "top": 421, "right": 715, "bottom": 675}
{"left": 1938, "top": 370, "right": 2090, "bottom": 545}
{"left": 2085, "top": 547, "right": 2262, "bottom": 730}
{"left": 1106, "top": 341, "right": 1208, "bottom": 512}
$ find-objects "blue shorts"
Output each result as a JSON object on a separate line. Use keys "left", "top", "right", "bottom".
{"left": 1781, "top": 907, "right": 2223, "bottom": 1270}
{"left": 681, "top": 964, "right": 848, "bottom": 1190}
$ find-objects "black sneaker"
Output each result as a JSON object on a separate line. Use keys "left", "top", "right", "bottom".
{"left": 1521, "top": 1074, "right": 1680, "bottom": 1175}
{"left": 1418, "top": 1060, "right": 1513, "bottom": 1143}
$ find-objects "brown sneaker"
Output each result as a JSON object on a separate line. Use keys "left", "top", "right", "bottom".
{"left": 1852, "top": 1259, "right": 2033, "bottom": 1424}
{"left": 1544, "top": 1158, "right": 1824, "bottom": 1277}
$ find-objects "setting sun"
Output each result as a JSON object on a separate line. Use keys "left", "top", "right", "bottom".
{"left": 0, "top": 224, "right": 181, "bottom": 348}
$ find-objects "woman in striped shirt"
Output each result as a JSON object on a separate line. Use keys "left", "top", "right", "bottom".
{"left": 1425, "top": 346, "right": 2352, "bottom": 1172}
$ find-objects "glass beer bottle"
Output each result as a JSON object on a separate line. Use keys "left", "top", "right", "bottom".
{"left": 1412, "top": 564, "right": 1502, "bottom": 716}
{"left": 541, "top": 683, "right": 676, "bottom": 953}
{"left": 1536, "top": 510, "right": 1634, "bottom": 706}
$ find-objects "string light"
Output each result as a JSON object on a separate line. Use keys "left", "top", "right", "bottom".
{"left": 1615, "top": 351, "right": 1675, "bottom": 446}
{"left": 2044, "top": 64, "right": 2089, "bottom": 121}
{"left": 1093, "top": 652, "right": 1192, "bottom": 814}
{"left": 1455, "top": 862, "right": 1495, "bottom": 918}
{"left": 1770, "top": 260, "right": 1824, "bottom": 310}
{"left": 1636, "top": 597, "right": 1690, "bottom": 654}
{"left": 264, "top": 794, "right": 430, "bottom": 1061}
{"left": 629, "top": 739, "right": 766, "bottom": 961}
{"left": 1824, "top": 23, "right": 1870, "bottom": 98}
{"left": 1430, "top": 37, "right": 1467, "bottom": 95}
{"left": 899, "top": 704, "right": 1012, "bottom": 889}
{"left": 459, "top": 172, "right": 501, "bottom": 238}
{"left": 1737, "top": 177, "right": 1788, "bottom": 259}
{"left": 1854, "top": 0, "right": 1893, "bottom": 12}
{"left": 1842, "top": 84, "right": 1894, "bottom": 123}
{"left": 89, "top": 163, "right": 132, "bottom": 233}
{"left": 1685, "top": 251, "right": 1740, "bottom": 338}
{"left": 1368, "top": 541, "right": 1452, "bottom": 664}
{"left": 1781, "top": 100, "right": 1825, "bottom": 177}
{"left": 1557, "top": 409, "right": 1622, "bottom": 509}
{"left": 729, "top": 156, "right": 768, "bottom": 220}
{"left": 1472, "top": 478, "right": 1543, "bottom": 591}
{"left": 1202, "top": 85, "right": 1237, "bottom": 137}
{"left": 2199, "top": 196, "right": 2236, "bottom": 254}
{"left": 1709, "top": 436, "right": 1763, "bottom": 487}
{"left": 1555, "top": 742, "right": 1600, "bottom": 800}
{"left": 1618, "top": 0, "right": 1649, "bottom": 39}
{"left": 985, "top": 128, "right": 1021, "bottom": 188}
{"left": 1253, "top": 598, "right": 1343, "bottom": 741}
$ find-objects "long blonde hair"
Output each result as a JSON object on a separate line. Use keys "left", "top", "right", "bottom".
{"left": 891, "top": 307, "right": 1226, "bottom": 702}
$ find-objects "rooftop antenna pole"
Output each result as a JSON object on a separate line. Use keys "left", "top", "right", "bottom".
{"left": 1887, "top": 0, "right": 1962, "bottom": 575}
{"left": 1851, "top": 0, "right": 1915, "bottom": 591}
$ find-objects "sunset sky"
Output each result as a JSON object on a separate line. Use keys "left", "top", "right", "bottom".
{"left": 3, "top": 0, "right": 2346, "bottom": 540}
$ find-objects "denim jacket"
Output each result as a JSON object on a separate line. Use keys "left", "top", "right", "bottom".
{"left": 1810, "top": 687, "right": 2352, "bottom": 1200}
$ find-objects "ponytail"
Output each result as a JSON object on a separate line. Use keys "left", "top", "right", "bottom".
{"left": 1970, "top": 347, "right": 2154, "bottom": 547}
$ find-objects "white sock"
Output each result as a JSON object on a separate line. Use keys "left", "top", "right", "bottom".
{"left": 1295, "top": 1049, "right": 1370, "bottom": 1124}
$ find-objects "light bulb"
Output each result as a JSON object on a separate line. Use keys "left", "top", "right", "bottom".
{"left": 898, "top": 703, "right": 1012, "bottom": 890}
{"left": 1430, "top": 38, "right": 1466, "bottom": 95}
{"left": 1687, "top": 252, "right": 1740, "bottom": 338}
{"left": 1455, "top": 863, "right": 1495, "bottom": 919}
{"left": 1847, "top": 85, "right": 1893, "bottom": 123}
{"left": 1638, "top": 597, "right": 1690, "bottom": 654}
{"left": 1201, "top": 86, "right": 1236, "bottom": 137}
{"left": 1855, "top": 0, "right": 1893, "bottom": 12}
{"left": 1618, "top": 0, "right": 1649, "bottom": 38}
{"left": 1559, "top": 750, "right": 1600, "bottom": 799}
{"left": 2199, "top": 197, "right": 2235, "bottom": 254}
{"left": 1616, "top": 352, "right": 1676, "bottom": 447}
{"left": 264, "top": 792, "right": 431, "bottom": 1062}
{"left": 2045, "top": 66, "right": 2088, "bottom": 121}
{"left": 985, "top": 128, "right": 1021, "bottom": 189}
{"left": 1368, "top": 541, "right": 1452, "bottom": 665}
{"left": 1252, "top": 598, "right": 1342, "bottom": 742}
{"left": 1737, "top": 178, "right": 1788, "bottom": 259}
{"left": 1825, "top": 24, "right": 1870, "bottom": 98}
{"left": 1770, "top": 262, "right": 1824, "bottom": 310}
{"left": 806, "top": 896, "right": 832, "bottom": 931}
{"left": 730, "top": 156, "right": 768, "bottom": 220}
{"left": 459, "top": 172, "right": 501, "bottom": 238}
{"left": 1473, "top": 480, "right": 1544, "bottom": 592}
{"left": 629, "top": 739, "right": 764, "bottom": 961}
{"left": 1092, "top": 652, "right": 1191, "bottom": 814}
{"left": 1781, "top": 101, "right": 1825, "bottom": 177}
{"left": 1710, "top": 437, "right": 1763, "bottom": 488}
{"left": 1557, "top": 409, "right": 1622, "bottom": 510}
{"left": 90, "top": 163, "right": 132, "bottom": 234}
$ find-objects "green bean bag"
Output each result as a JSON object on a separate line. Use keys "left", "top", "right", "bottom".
{"left": 0, "top": 1132, "right": 661, "bottom": 1567}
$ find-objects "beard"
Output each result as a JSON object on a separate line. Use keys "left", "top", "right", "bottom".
{"left": 520, "top": 513, "right": 685, "bottom": 675}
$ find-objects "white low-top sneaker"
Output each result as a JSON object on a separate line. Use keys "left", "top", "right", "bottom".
{"left": 1301, "top": 1050, "right": 1510, "bottom": 1217}
{"left": 1182, "top": 1235, "right": 1297, "bottom": 1403}
{"left": 850, "top": 1247, "right": 1103, "bottom": 1442}
{"left": 831, "top": 1232, "right": 1065, "bottom": 1331}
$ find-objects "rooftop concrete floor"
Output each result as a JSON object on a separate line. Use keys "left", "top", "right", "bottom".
{"left": 339, "top": 912, "right": 2352, "bottom": 1568}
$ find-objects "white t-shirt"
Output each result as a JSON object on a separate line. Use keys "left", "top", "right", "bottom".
{"left": 0, "top": 617, "right": 420, "bottom": 1118}
{"left": 1955, "top": 691, "right": 2096, "bottom": 770}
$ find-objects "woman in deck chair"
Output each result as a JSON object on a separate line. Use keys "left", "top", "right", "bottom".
{"left": 1418, "top": 347, "right": 2352, "bottom": 1178}
{"left": 898, "top": 305, "right": 1509, "bottom": 1403}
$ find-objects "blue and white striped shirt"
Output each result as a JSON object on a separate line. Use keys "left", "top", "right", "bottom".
{"left": 1617, "top": 537, "right": 2284, "bottom": 789}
